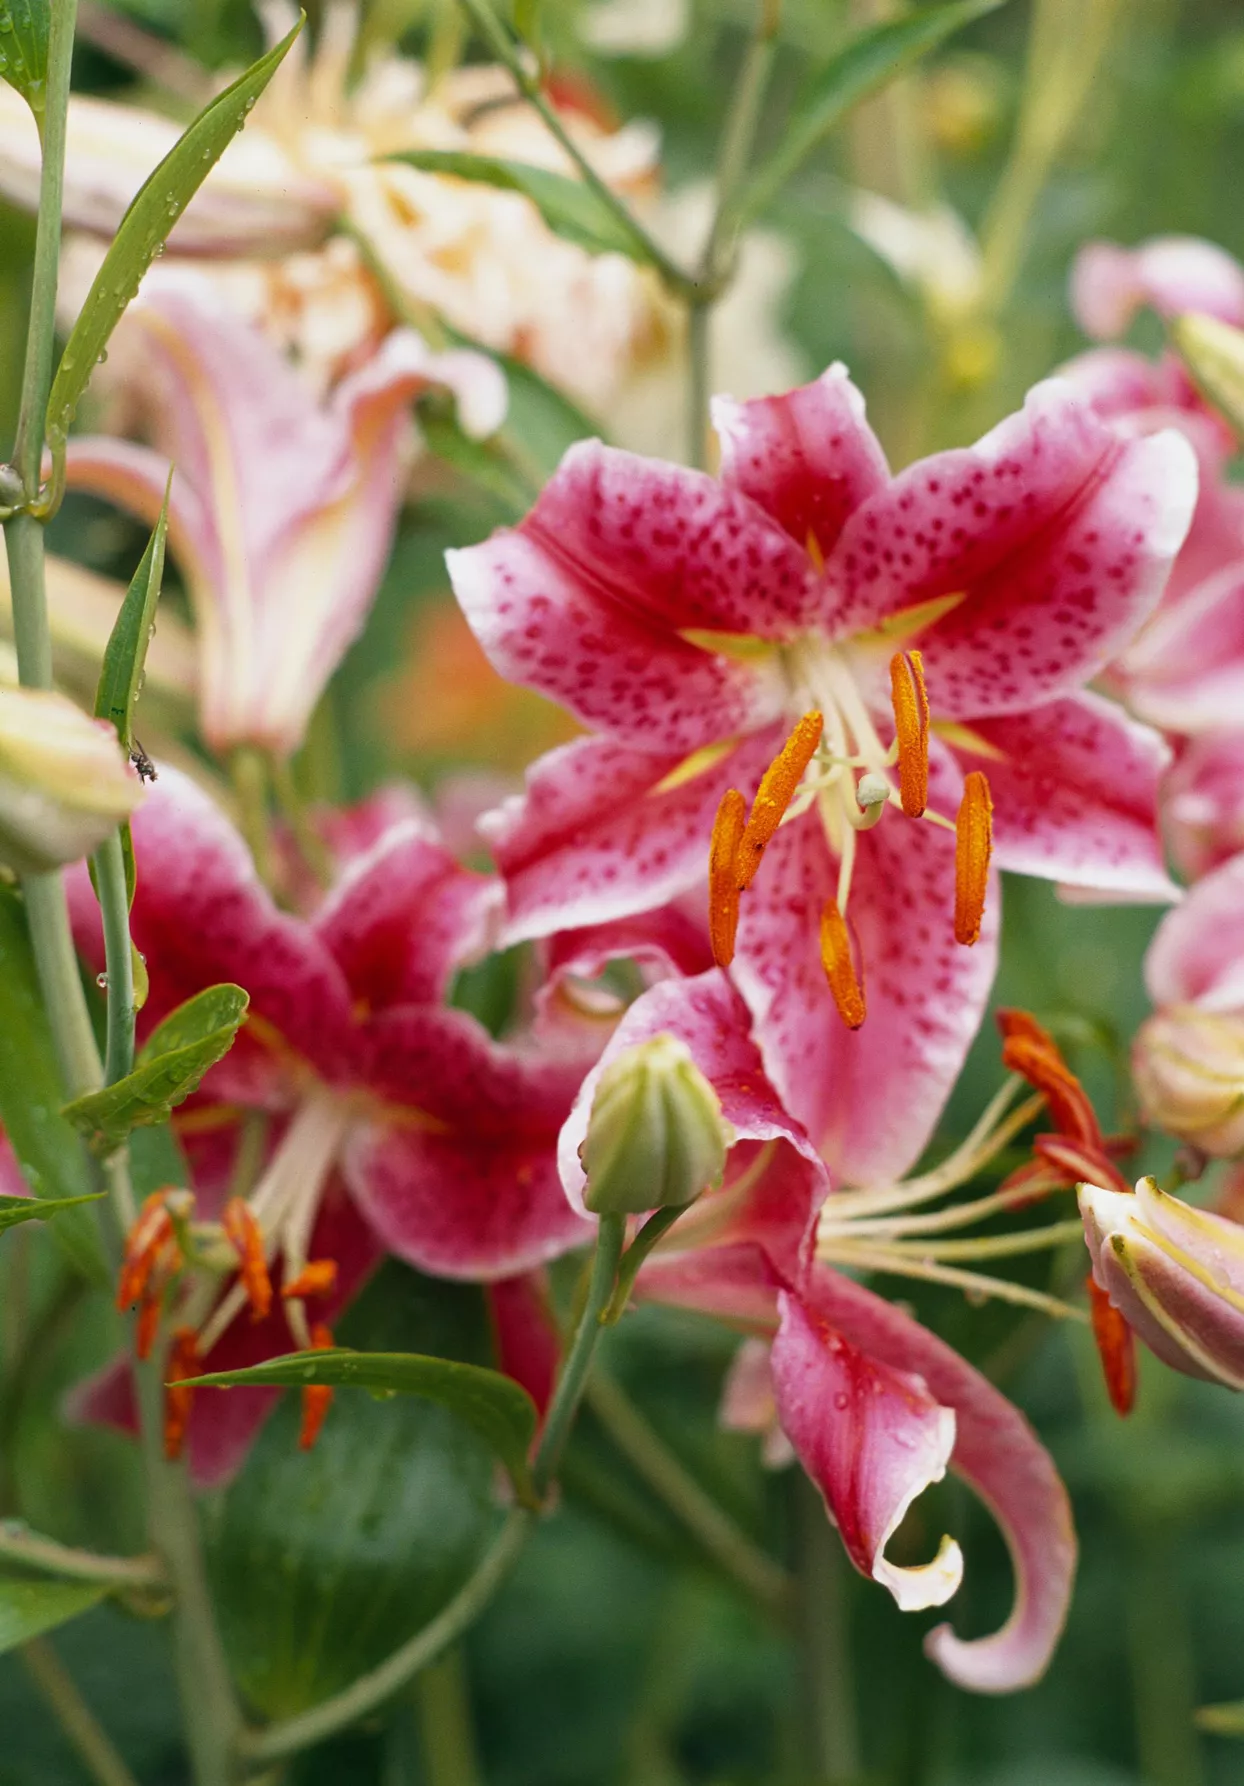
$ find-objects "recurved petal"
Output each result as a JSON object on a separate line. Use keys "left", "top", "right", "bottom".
{"left": 1163, "top": 731, "right": 1244, "bottom": 883}
{"left": 712, "top": 363, "right": 889, "bottom": 555}
{"left": 772, "top": 1290, "right": 963, "bottom": 1612}
{"left": 1145, "top": 854, "right": 1244, "bottom": 1014}
{"left": 952, "top": 693, "right": 1177, "bottom": 902}
{"left": 1117, "top": 563, "right": 1244, "bottom": 735}
{"left": 1071, "top": 236, "right": 1244, "bottom": 339}
{"left": 805, "top": 1264, "right": 1076, "bottom": 1692}
{"left": 731, "top": 755, "right": 998, "bottom": 1186}
{"left": 480, "top": 728, "right": 784, "bottom": 944}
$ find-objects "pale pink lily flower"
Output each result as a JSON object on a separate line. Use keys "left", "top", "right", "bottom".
{"left": 1163, "top": 732, "right": 1244, "bottom": 882}
{"left": 556, "top": 971, "right": 1076, "bottom": 1693}
{"left": 1071, "top": 235, "right": 1244, "bottom": 341}
{"left": 1080, "top": 1175, "right": 1244, "bottom": 1391}
{"left": 64, "top": 288, "right": 505, "bottom": 760}
{"left": 452, "top": 365, "right": 1192, "bottom": 1185}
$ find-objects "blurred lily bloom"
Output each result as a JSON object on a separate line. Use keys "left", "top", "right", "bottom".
{"left": 453, "top": 366, "right": 1190, "bottom": 1186}
{"left": 65, "top": 289, "right": 505, "bottom": 760}
{"left": 0, "top": 683, "right": 142, "bottom": 874}
{"left": 1135, "top": 852, "right": 1244, "bottom": 1158}
{"left": 1163, "top": 731, "right": 1244, "bottom": 882}
{"left": 1071, "top": 235, "right": 1244, "bottom": 341}
{"left": 1080, "top": 1175, "right": 1244, "bottom": 1392}
{"left": 68, "top": 765, "right": 597, "bottom": 1483}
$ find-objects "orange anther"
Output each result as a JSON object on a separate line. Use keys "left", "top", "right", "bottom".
{"left": 998, "top": 1023, "right": 1103, "bottom": 1150}
{"left": 819, "top": 898, "right": 866, "bottom": 1031}
{"left": 222, "top": 1198, "right": 273, "bottom": 1322}
{"left": 736, "top": 712, "right": 823, "bottom": 892}
{"left": 116, "top": 1191, "right": 175, "bottom": 1313}
{"left": 996, "top": 1008, "right": 1057, "bottom": 1052}
{"left": 889, "top": 650, "right": 930, "bottom": 818}
{"left": 1034, "top": 1133, "right": 1131, "bottom": 1197}
{"left": 709, "top": 787, "right": 747, "bottom": 968}
{"left": 163, "top": 1327, "right": 200, "bottom": 1462}
{"left": 282, "top": 1260, "right": 338, "bottom": 1301}
{"left": 299, "top": 1324, "right": 335, "bottom": 1452}
{"left": 1087, "top": 1275, "right": 1136, "bottom": 1416}
{"left": 953, "top": 770, "right": 992, "bottom": 946}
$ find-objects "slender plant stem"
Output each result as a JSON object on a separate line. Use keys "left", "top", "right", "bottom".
{"left": 414, "top": 1649, "right": 484, "bottom": 1786}
{"left": 1125, "top": 1528, "right": 1205, "bottom": 1786}
{"left": 792, "top": 1471, "right": 860, "bottom": 1783}
{"left": 586, "top": 1368, "right": 792, "bottom": 1619}
{"left": 93, "top": 831, "right": 135, "bottom": 1085}
{"left": 532, "top": 1211, "right": 625, "bottom": 1497}
{"left": 240, "top": 1506, "right": 534, "bottom": 1766}
{"left": 685, "top": 300, "right": 712, "bottom": 471}
{"left": 0, "top": 1521, "right": 165, "bottom": 1588}
{"left": 21, "top": 1637, "right": 142, "bottom": 1786}
{"left": 455, "top": 0, "right": 693, "bottom": 298}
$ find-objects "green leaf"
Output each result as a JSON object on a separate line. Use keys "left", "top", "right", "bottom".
{"left": 187, "top": 1345, "right": 539, "bottom": 1507}
{"left": 204, "top": 1265, "right": 500, "bottom": 1718}
{"left": 94, "top": 483, "right": 171, "bottom": 754}
{"left": 740, "top": 0, "right": 1004, "bottom": 223}
{"left": 61, "top": 983, "right": 249, "bottom": 1153}
{"left": 1198, "top": 1700, "right": 1244, "bottom": 1737}
{"left": 0, "top": 0, "right": 48, "bottom": 120}
{"left": 418, "top": 399, "right": 537, "bottom": 517}
{"left": 0, "top": 1192, "right": 104, "bottom": 1233}
{"left": 0, "top": 1577, "right": 107, "bottom": 1655}
{"left": 0, "top": 886, "right": 106, "bottom": 1281}
{"left": 383, "top": 149, "right": 657, "bottom": 264}
{"left": 43, "top": 16, "right": 304, "bottom": 465}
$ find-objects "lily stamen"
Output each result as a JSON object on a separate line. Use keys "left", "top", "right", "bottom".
{"left": 299, "top": 1324, "right": 335, "bottom": 1451}
{"left": 163, "top": 1328, "right": 200, "bottom": 1462}
{"left": 222, "top": 1197, "right": 273, "bottom": 1322}
{"left": 953, "top": 770, "right": 993, "bottom": 945}
{"left": 820, "top": 897, "right": 866, "bottom": 1030}
{"left": 736, "top": 710, "right": 823, "bottom": 891}
{"left": 709, "top": 787, "right": 747, "bottom": 968}
{"left": 889, "top": 649, "right": 930, "bottom": 818}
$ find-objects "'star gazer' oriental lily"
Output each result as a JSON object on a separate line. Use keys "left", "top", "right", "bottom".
{"left": 68, "top": 766, "right": 592, "bottom": 1484}
{"left": 557, "top": 971, "right": 1076, "bottom": 1694}
{"left": 451, "top": 367, "right": 1191, "bottom": 1184}
{"left": 64, "top": 288, "right": 506, "bottom": 760}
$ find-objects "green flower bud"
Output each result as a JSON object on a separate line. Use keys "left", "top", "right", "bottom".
{"left": 580, "top": 1034, "right": 732, "bottom": 1216}
{"left": 1171, "top": 311, "right": 1244, "bottom": 435}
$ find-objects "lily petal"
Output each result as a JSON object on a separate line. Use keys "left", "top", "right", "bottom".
{"left": 1071, "top": 236, "right": 1244, "bottom": 339}
{"left": 1145, "top": 854, "right": 1244, "bottom": 1014}
{"left": 1116, "top": 563, "right": 1244, "bottom": 735}
{"left": 1163, "top": 731, "right": 1244, "bottom": 883}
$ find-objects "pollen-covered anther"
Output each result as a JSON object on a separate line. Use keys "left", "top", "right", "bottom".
{"left": 953, "top": 770, "right": 993, "bottom": 946}
{"left": 708, "top": 787, "right": 746, "bottom": 968}
{"left": 736, "top": 711, "right": 823, "bottom": 892}
{"left": 282, "top": 1260, "right": 338, "bottom": 1301}
{"left": 820, "top": 897, "right": 866, "bottom": 1031}
{"left": 222, "top": 1197, "right": 273, "bottom": 1322}
{"left": 1087, "top": 1274, "right": 1137, "bottom": 1415}
{"left": 997, "top": 1010, "right": 1103, "bottom": 1150}
{"left": 116, "top": 1190, "right": 177, "bottom": 1313}
{"left": 299, "top": 1323, "right": 336, "bottom": 1451}
{"left": 163, "top": 1327, "right": 200, "bottom": 1462}
{"left": 889, "top": 650, "right": 929, "bottom": 818}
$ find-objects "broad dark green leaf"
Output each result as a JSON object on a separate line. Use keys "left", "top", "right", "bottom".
{"left": 94, "top": 484, "right": 171, "bottom": 753}
{"left": 740, "top": 0, "right": 1004, "bottom": 223}
{"left": 0, "top": 1192, "right": 103, "bottom": 1233}
{"left": 204, "top": 1265, "right": 500, "bottom": 1718}
{"left": 187, "top": 1345, "right": 538, "bottom": 1506}
{"left": 44, "top": 17, "right": 304, "bottom": 464}
{"left": 0, "top": 1578, "right": 107, "bottom": 1655}
{"left": 0, "top": 887, "right": 105, "bottom": 1280}
{"left": 384, "top": 149, "right": 656, "bottom": 264}
{"left": 0, "top": 0, "right": 48, "bottom": 120}
{"left": 61, "top": 983, "right": 248, "bottom": 1153}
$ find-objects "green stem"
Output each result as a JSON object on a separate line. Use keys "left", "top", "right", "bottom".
{"left": 793, "top": 1471, "right": 859, "bottom": 1783}
{"left": 0, "top": 1521, "right": 165, "bottom": 1588}
{"left": 19, "top": 869, "right": 101, "bottom": 1096}
{"left": 229, "top": 747, "right": 275, "bottom": 889}
{"left": 587, "top": 1369, "right": 791, "bottom": 1619}
{"left": 685, "top": 300, "right": 711, "bottom": 471}
{"left": 1125, "top": 1527, "right": 1205, "bottom": 1786}
{"left": 21, "top": 1637, "right": 142, "bottom": 1786}
{"left": 413, "top": 1649, "right": 484, "bottom": 1786}
{"left": 531, "top": 1211, "right": 625, "bottom": 1498}
{"left": 240, "top": 1507, "right": 533, "bottom": 1766}
{"left": 455, "top": 0, "right": 694, "bottom": 299}
{"left": 93, "top": 831, "right": 135, "bottom": 1085}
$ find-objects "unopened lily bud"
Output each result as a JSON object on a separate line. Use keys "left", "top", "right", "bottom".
{"left": 1079, "top": 1176, "right": 1244, "bottom": 1391}
{"left": 1171, "top": 311, "right": 1244, "bottom": 434}
{"left": 1132, "top": 1006, "right": 1244, "bottom": 1157}
{"left": 0, "top": 686, "right": 141, "bottom": 874}
{"left": 580, "top": 1034, "right": 732, "bottom": 1216}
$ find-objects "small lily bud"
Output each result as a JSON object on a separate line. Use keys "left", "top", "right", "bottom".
{"left": 1132, "top": 1006, "right": 1244, "bottom": 1157}
{"left": 580, "top": 1034, "right": 732, "bottom": 1215}
{"left": 1171, "top": 311, "right": 1244, "bottom": 435}
{"left": 0, "top": 686, "right": 141, "bottom": 875}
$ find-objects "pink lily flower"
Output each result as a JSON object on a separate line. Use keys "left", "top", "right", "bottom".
{"left": 1163, "top": 732, "right": 1244, "bottom": 883}
{"left": 67, "top": 765, "right": 593, "bottom": 1483}
{"left": 558, "top": 971, "right": 1076, "bottom": 1692}
{"left": 1071, "top": 235, "right": 1244, "bottom": 342}
{"left": 64, "top": 288, "right": 505, "bottom": 760}
{"left": 450, "top": 366, "right": 1192, "bottom": 1182}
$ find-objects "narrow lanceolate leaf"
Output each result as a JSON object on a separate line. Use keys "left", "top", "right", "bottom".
{"left": 0, "top": 887, "right": 106, "bottom": 1281}
{"left": 62, "top": 983, "right": 249, "bottom": 1153}
{"left": 383, "top": 149, "right": 657, "bottom": 265}
{"left": 94, "top": 484, "right": 171, "bottom": 753}
{"left": 186, "top": 1348, "right": 541, "bottom": 1508}
{"left": 43, "top": 16, "right": 304, "bottom": 463}
{"left": 1197, "top": 1700, "right": 1244, "bottom": 1737}
{"left": 739, "top": 0, "right": 1004, "bottom": 223}
{"left": 0, "top": 0, "right": 48, "bottom": 121}
{"left": 0, "top": 1578, "right": 107, "bottom": 1655}
{"left": 0, "top": 1192, "right": 104, "bottom": 1233}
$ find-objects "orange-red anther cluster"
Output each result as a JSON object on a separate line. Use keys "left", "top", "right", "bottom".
{"left": 299, "top": 1323, "right": 336, "bottom": 1451}
{"left": 889, "top": 650, "right": 930, "bottom": 819}
{"left": 116, "top": 1189, "right": 186, "bottom": 1362}
{"left": 222, "top": 1197, "right": 273, "bottom": 1321}
{"left": 163, "top": 1327, "right": 201, "bottom": 1462}
{"left": 953, "top": 771, "right": 993, "bottom": 946}
{"left": 819, "top": 898, "right": 866, "bottom": 1031}
{"left": 282, "top": 1259, "right": 339, "bottom": 1301}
